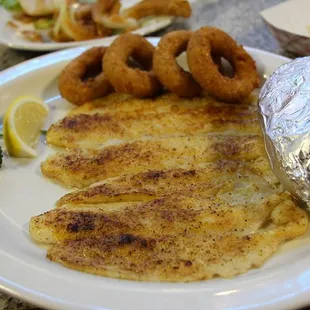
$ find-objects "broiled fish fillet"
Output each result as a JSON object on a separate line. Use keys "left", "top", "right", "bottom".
{"left": 69, "top": 93, "right": 257, "bottom": 116}
{"left": 47, "top": 94, "right": 260, "bottom": 149}
{"left": 30, "top": 183, "right": 290, "bottom": 243}
{"left": 56, "top": 158, "right": 279, "bottom": 207}
{"left": 41, "top": 134, "right": 265, "bottom": 188}
{"left": 33, "top": 194, "right": 308, "bottom": 281}
{"left": 33, "top": 159, "right": 284, "bottom": 244}
{"left": 31, "top": 92, "right": 308, "bottom": 282}
{"left": 47, "top": 207, "right": 307, "bottom": 282}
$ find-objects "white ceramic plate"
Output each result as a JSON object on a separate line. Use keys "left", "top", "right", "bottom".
{"left": 0, "top": 39, "right": 310, "bottom": 310}
{"left": 0, "top": 0, "right": 174, "bottom": 51}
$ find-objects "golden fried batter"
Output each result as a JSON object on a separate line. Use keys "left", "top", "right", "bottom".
{"left": 58, "top": 47, "right": 113, "bottom": 106}
{"left": 103, "top": 33, "right": 161, "bottom": 97}
{"left": 153, "top": 30, "right": 202, "bottom": 97}
{"left": 187, "top": 27, "right": 260, "bottom": 102}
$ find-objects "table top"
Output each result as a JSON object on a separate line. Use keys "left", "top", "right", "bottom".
{"left": 0, "top": 0, "right": 307, "bottom": 309}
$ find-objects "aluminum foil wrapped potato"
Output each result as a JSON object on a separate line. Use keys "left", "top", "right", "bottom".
{"left": 258, "top": 56, "right": 310, "bottom": 209}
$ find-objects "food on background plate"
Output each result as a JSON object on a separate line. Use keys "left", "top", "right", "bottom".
{"left": 103, "top": 33, "right": 161, "bottom": 97}
{"left": 19, "top": 0, "right": 55, "bottom": 16}
{"left": 3, "top": 95, "right": 48, "bottom": 158}
{"left": 123, "top": 0, "right": 192, "bottom": 20}
{"left": 58, "top": 47, "right": 113, "bottom": 106}
{"left": 2, "top": 0, "right": 192, "bottom": 43}
{"left": 91, "top": 0, "right": 139, "bottom": 30}
{"left": 59, "top": 28, "right": 260, "bottom": 106}
{"left": 52, "top": 0, "right": 111, "bottom": 42}
{"left": 26, "top": 25, "right": 309, "bottom": 282}
{"left": 0, "top": 0, "right": 22, "bottom": 12}
{"left": 20, "top": 29, "right": 44, "bottom": 42}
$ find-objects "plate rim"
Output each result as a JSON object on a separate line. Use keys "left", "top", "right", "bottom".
{"left": 2, "top": 42, "right": 310, "bottom": 310}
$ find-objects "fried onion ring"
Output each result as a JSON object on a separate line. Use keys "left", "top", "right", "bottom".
{"left": 187, "top": 27, "right": 260, "bottom": 103}
{"left": 123, "top": 0, "right": 191, "bottom": 20}
{"left": 103, "top": 33, "right": 161, "bottom": 97}
{"left": 153, "top": 30, "right": 202, "bottom": 98}
{"left": 59, "top": 47, "right": 113, "bottom": 106}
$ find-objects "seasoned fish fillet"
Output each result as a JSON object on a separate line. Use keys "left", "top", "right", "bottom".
{"left": 30, "top": 92, "right": 308, "bottom": 282}
{"left": 41, "top": 134, "right": 265, "bottom": 188}
{"left": 30, "top": 179, "right": 291, "bottom": 244}
{"left": 32, "top": 159, "right": 285, "bottom": 244}
{"left": 69, "top": 92, "right": 257, "bottom": 116}
{"left": 47, "top": 208, "right": 307, "bottom": 282}
{"left": 32, "top": 190, "right": 308, "bottom": 281}
{"left": 47, "top": 93, "right": 260, "bottom": 149}
{"left": 56, "top": 158, "right": 279, "bottom": 207}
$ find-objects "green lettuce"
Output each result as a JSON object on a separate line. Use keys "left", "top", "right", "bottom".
{"left": 0, "top": 0, "right": 22, "bottom": 12}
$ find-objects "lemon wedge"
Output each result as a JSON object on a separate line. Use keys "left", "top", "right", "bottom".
{"left": 3, "top": 96, "right": 49, "bottom": 158}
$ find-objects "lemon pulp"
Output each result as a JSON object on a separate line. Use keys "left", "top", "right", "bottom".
{"left": 3, "top": 96, "right": 49, "bottom": 158}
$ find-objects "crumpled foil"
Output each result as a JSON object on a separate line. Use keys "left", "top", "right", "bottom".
{"left": 258, "top": 56, "right": 310, "bottom": 210}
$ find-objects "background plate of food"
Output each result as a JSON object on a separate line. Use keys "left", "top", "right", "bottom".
{"left": 0, "top": 31, "right": 310, "bottom": 310}
{"left": 0, "top": 0, "right": 192, "bottom": 51}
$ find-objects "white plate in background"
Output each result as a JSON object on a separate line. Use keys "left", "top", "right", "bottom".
{"left": 0, "top": 39, "right": 310, "bottom": 310}
{"left": 0, "top": 0, "right": 175, "bottom": 51}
